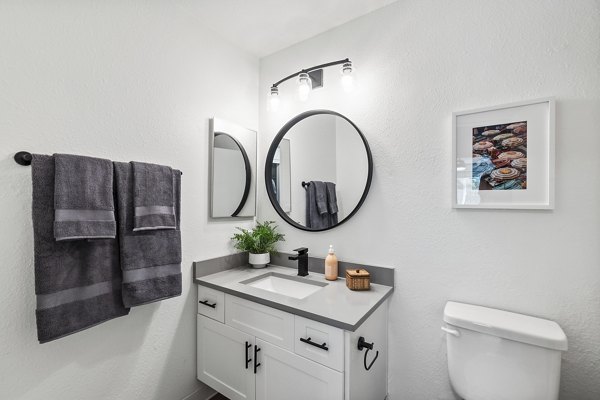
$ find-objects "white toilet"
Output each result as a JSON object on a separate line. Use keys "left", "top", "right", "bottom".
{"left": 442, "top": 301, "right": 568, "bottom": 400}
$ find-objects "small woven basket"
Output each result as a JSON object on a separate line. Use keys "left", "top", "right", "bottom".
{"left": 345, "top": 268, "right": 370, "bottom": 291}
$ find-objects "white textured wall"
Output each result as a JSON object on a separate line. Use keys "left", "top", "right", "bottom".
{"left": 258, "top": 1, "right": 600, "bottom": 399}
{"left": 0, "top": 1, "right": 257, "bottom": 400}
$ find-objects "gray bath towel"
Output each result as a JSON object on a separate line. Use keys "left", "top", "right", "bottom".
{"left": 313, "top": 181, "right": 328, "bottom": 215}
{"left": 53, "top": 153, "right": 116, "bottom": 240}
{"left": 132, "top": 161, "right": 176, "bottom": 231}
{"left": 325, "top": 181, "right": 339, "bottom": 224}
{"left": 32, "top": 155, "right": 129, "bottom": 343}
{"left": 114, "top": 162, "right": 182, "bottom": 307}
{"left": 305, "top": 181, "right": 335, "bottom": 229}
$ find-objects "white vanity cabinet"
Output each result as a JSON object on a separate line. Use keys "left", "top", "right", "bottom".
{"left": 197, "top": 286, "right": 388, "bottom": 400}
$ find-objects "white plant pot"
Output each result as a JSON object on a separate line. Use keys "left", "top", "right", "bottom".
{"left": 249, "top": 253, "right": 270, "bottom": 269}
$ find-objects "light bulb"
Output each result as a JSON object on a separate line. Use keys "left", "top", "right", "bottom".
{"left": 297, "top": 72, "right": 311, "bottom": 101}
{"left": 269, "top": 86, "right": 280, "bottom": 111}
{"left": 341, "top": 61, "right": 355, "bottom": 93}
{"left": 341, "top": 74, "right": 354, "bottom": 92}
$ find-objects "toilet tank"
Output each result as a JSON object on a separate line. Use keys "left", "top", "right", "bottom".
{"left": 443, "top": 302, "right": 568, "bottom": 400}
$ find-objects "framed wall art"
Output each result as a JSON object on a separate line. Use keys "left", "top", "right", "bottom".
{"left": 452, "top": 98, "right": 555, "bottom": 209}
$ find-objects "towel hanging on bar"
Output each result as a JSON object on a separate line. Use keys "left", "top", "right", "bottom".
{"left": 31, "top": 154, "right": 129, "bottom": 343}
{"left": 114, "top": 162, "right": 182, "bottom": 307}
{"left": 53, "top": 153, "right": 117, "bottom": 241}
{"left": 131, "top": 161, "right": 177, "bottom": 231}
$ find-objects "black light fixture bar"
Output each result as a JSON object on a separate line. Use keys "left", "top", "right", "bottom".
{"left": 271, "top": 58, "right": 350, "bottom": 88}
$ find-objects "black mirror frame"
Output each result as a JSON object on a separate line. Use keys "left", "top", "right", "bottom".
{"left": 265, "top": 109, "right": 373, "bottom": 232}
{"left": 214, "top": 131, "right": 252, "bottom": 217}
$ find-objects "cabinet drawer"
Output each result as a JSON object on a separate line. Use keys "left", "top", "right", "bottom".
{"left": 197, "top": 285, "right": 225, "bottom": 323}
{"left": 294, "top": 315, "right": 344, "bottom": 372}
{"left": 225, "top": 295, "right": 294, "bottom": 351}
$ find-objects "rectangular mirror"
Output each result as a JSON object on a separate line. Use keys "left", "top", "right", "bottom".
{"left": 210, "top": 118, "right": 256, "bottom": 218}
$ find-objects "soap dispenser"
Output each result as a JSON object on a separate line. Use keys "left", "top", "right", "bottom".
{"left": 325, "top": 245, "right": 338, "bottom": 281}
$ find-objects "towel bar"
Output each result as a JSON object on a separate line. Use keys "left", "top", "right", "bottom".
{"left": 13, "top": 151, "right": 182, "bottom": 175}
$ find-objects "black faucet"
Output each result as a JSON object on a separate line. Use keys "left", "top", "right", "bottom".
{"left": 289, "top": 247, "right": 309, "bottom": 277}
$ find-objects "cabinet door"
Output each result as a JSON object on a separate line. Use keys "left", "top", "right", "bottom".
{"left": 255, "top": 338, "right": 343, "bottom": 400}
{"left": 197, "top": 315, "right": 255, "bottom": 400}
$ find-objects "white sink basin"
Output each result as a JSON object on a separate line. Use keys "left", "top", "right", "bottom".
{"left": 241, "top": 272, "right": 327, "bottom": 299}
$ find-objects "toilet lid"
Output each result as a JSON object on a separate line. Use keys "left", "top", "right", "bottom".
{"left": 444, "top": 301, "right": 568, "bottom": 351}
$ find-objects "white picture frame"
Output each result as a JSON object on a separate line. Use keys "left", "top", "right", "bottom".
{"left": 452, "top": 97, "right": 555, "bottom": 209}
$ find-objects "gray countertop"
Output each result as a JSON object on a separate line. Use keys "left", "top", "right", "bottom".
{"left": 194, "top": 264, "right": 394, "bottom": 331}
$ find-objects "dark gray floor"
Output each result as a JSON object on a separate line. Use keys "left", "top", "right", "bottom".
{"left": 209, "top": 394, "right": 229, "bottom": 400}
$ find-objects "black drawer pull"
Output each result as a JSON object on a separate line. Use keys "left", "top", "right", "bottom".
{"left": 253, "top": 345, "right": 261, "bottom": 374}
{"left": 245, "top": 341, "right": 252, "bottom": 369}
{"left": 300, "top": 337, "right": 329, "bottom": 351}
{"left": 199, "top": 299, "right": 216, "bottom": 308}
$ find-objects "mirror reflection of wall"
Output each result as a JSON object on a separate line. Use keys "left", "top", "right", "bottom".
{"left": 210, "top": 118, "right": 257, "bottom": 218}
{"left": 271, "top": 139, "right": 291, "bottom": 213}
{"left": 287, "top": 114, "right": 368, "bottom": 226}
{"left": 265, "top": 111, "right": 372, "bottom": 231}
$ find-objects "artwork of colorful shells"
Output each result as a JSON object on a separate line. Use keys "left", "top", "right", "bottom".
{"left": 472, "top": 121, "right": 527, "bottom": 190}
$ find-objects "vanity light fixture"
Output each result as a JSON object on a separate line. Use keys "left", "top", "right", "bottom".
{"left": 268, "top": 58, "right": 354, "bottom": 110}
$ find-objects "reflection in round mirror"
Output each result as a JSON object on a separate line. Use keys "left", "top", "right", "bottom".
{"left": 212, "top": 132, "right": 251, "bottom": 217}
{"left": 265, "top": 110, "right": 373, "bottom": 231}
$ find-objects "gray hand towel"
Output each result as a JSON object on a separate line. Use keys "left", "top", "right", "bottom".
{"left": 53, "top": 153, "right": 116, "bottom": 240}
{"left": 325, "top": 181, "right": 339, "bottom": 216}
{"left": 305, "top": 181, "right": 334, "bottom": 229}
{"left": 114, "top": 162, "right": 182, "bottom": 307}
{"left": 131, "top": 161, "right": 176, "bottom": 231}
{"left": 313, "top": 181, "right": 328, "bottom": 215}
{"left": 32, "top": 155, "right": 129, "bottom": 343}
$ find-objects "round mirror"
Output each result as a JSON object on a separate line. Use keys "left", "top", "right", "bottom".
{"left": 265, "top": 110, "right": 373, "bottom": 231}
{"left": 212, "top": 131, "right": 251, "bottom": 217}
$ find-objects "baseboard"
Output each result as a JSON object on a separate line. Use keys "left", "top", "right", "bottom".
{"left": 180, "top": 385, "right": 216, "bottom": 400}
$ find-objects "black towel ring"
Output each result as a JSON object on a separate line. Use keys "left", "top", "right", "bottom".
{"left": 357, "top": 336, "right": 379, "bottom": 371}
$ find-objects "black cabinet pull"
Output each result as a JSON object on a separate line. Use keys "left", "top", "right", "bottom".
{"left": 245, "top": 341, "right": 252, "bottom": 369}
{"left": 253, "top": 345, "right": 261, "bottom": 374}
{"left": 198, "top": 300, "right": 216, "bottom": 308}
{"left": 299, "top": 337, "right": 329, "bottom": 351}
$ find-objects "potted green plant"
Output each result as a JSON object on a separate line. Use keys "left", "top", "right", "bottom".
{"left": 231, "top": 221, "right": 285, "bottom": 268}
